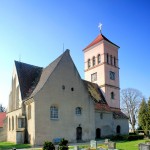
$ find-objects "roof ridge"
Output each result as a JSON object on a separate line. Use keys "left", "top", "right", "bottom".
{"left": 15, "top": 60, "right": 42, "bottom": 69}
{"left": 28, "top": 50, "right": 69, "bottom": 98}
{"left": 83, "top": 34, "right": 119, "bottom": 50}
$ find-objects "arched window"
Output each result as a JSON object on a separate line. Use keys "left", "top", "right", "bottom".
{"left": 75, "top": 107, "right": 82, "bottom": 115}
{"left": 88, "top": 59, "right": 91, "bottom": 68}
{"left": 107, "top": 53, "right": 109, "bottom": 64}
{"left": 9, "top": 117, "right": 11, "bottom": 131}
{"left": 93, "top": 56, "right": 96, "bottom": 66}
{"left": 111, "top": 92, "right": 115, "bottom": 99}
{"left": 116, "top": 125, "right": 121, "bottom": 134}
{"left": 114, "top": 57, "right": 116, "bottom": 66}
{"left": 16, "top": 115, "right": 17, "bottom": 129}
{"left": 110, "top": 55, "right": 113, "bottom": 65}
{"left": 12, "top": 116, "right": 14, "bottom": 130}
{"left": 98, "top": 54, "right": 101, "bottom": 64}
{"left": 28, "top": 104, "right": 31, "bottom": 120}
{"left": 50, "top": 106, "right": 58, "bottom": 119}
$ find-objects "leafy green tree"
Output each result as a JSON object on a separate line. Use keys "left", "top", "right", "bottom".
{"left": 138, "top": 98, "right": 148, "bottom": 133}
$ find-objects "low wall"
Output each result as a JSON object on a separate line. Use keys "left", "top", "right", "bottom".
{"left": 0, "top": 127, "right": 7, "bottom": 141}
{"left": 0, "top": 118, "right": 7, "bottom": 141}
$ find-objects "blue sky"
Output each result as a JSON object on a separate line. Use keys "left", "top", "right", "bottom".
{"left": 0, "top": 0, "right": 150, "bottom": 107}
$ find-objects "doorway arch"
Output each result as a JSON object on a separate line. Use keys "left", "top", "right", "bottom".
{"left": 116, "top": 125, "right": 121, "bottom": 134}
{"left": 96, "top": 128, "right": 101, "bottom": 139}
{"left": 76, "top": 126, "right": 82, "bottom": 141}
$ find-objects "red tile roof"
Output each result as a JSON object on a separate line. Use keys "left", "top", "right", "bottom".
{"left": 0, "top": 112, "right": 6, "bottom": 127}
{"left": 83, "top": 34, "right": 119, "bottom": 50}
{"left": 95, "top": 103, "right": 111, "bottom": 112}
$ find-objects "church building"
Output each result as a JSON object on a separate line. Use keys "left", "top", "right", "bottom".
{"left": 6, "top": 33, "right": 129, "bottom": 145}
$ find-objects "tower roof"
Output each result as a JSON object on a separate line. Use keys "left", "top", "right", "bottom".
{"left": 83, "top": 34, "right": 119, "bottom": 50}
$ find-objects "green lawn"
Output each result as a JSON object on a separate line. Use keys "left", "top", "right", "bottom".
{"left": 0, "top": 140, "right": 147, "bottom": 150}
{"left": 116, "top": 139, "right": 146, "bottom": 150}
{"left": 0, "top": 142, "right": 31, "bottom": 149}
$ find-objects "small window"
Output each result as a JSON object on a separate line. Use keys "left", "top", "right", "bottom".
{"left": 76, "top": 107, "right": 82, "bottom": 115}
{"left": 71, "top": 87, "right": 74, "bottom": 91}
{"left": 91, "top": 72, "right": 97, "bottom": 82}
{"left": 98, "top": 54, "right": 101, "bottom": 64}
{"left": 28, "top": 105, "right": 31, "bottom": 120}
{"left": 88, "top": 59, "right": 91, "bottom": 68}
{"left": 50, "top": 106, "right": 58, "bottom": 119}
{"left": 111, "top": 92, "right": 115, "bottom": 99}
{"left": 100, "top": 113, "right": 103, "bottom": 119}
{"left": 93, "top": 56, "right": 96, "bottom": 66}
{"left": 62, "top": 85, "right": 65, "bottom": 90}
{"left": 110, "top": 71, "right": 115, "bottom": 80}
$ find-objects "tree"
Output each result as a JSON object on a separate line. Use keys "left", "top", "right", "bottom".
{"left": 138, "top": 98, "right": 148, "bottom": 132}
{"left": 147, "top": 97, "right": 150, "bottom": 130}
{"left": 0, "top": 104, "right": 6, "bottom": 112}
{"left": 121, "top": 88, "right": 143, "bottom": 132}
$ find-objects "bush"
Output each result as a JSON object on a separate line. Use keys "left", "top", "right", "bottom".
{"left": 58, "top": 138, "right": 68, "bottom": 150}
{"left": 126, "top": 135, "right": 144, "bottom": 141}
{"left": 110, "top": 134, "right": 144, "bottom": 141}
{"left": 129, "top": 132, "right": 137, "bottom": 135}
{"left": 43, "top": 141, "right": 55, "bottom": 150}
{"left": 110, "top": 135, "right": 125, "bottom": 141}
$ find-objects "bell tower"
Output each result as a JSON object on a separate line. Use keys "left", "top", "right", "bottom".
{"left": 83, "top": 33, "right": 120, "bottom": 109}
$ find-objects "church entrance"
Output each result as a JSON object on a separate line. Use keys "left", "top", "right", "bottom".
{"left": 116, "top": 125, "right": 121, "bottom": 134}
{"left": 76, "top": 127, "right": 82, "bottom": 141}
{"left": 96, "top": 128, "right": 101, "bottom": 139}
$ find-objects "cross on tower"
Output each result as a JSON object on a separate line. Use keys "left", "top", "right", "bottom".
{"left": 98, "top": 23, "right": 102, "bottom": 33}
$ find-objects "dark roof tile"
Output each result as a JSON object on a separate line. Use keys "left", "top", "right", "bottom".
{"left": 15, "top": 61, "right": 43, "bottom": 100}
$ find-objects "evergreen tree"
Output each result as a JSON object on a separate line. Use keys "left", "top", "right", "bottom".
{"left": 147, "top": 97, "right": 150, "bottom": 129}
{"left": 138, "top": 98, "right": 148, "bottom": 131}
{"left": 0, "top": 104, "right": 6, "bottom": 112}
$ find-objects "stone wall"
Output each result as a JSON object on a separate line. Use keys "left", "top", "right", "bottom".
{"left": 0, "top": 119, "right": 7, "bottom": 141}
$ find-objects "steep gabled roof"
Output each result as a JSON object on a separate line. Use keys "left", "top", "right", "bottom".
{"left": 29, "top": 50, "right": 69, "bottom": 98}
{"left": 15, "top": 61, "right": 43, "bottom": 100}
{"left": 0, "top": 112, "right": 6, "bottom": 127}
{"left": 83, "top": 34, "right": 119, "bottom": 50}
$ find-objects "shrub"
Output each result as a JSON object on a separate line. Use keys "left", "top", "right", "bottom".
{"left": 110, "top": 135, "right": 125, "bottom": 141}
{"left": 126, "top": 135, "right": 144, "bottom": 140}
{"left": 110, "top": 134, "right": 144, "bottom": 141}
{"left": 43, "top": 141, "right": 55, "bottom": 150}
{"left": 129, "top": 132, "right": 137, "bottom": 135}
{"left": 58, "top": 138, "right": 68, "bottom": 150}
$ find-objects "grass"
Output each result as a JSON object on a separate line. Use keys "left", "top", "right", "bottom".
{"left": 0, "top": 142, "right": 31, "bottom": 149}
{"left": 69, "top": 139, "right": 147, "bottom": 150}
{"left": 0, "top": 139, "right": 148, "bottom": 150}
{"left": 116, "top": 139, "right": 146, "bottom": 150}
